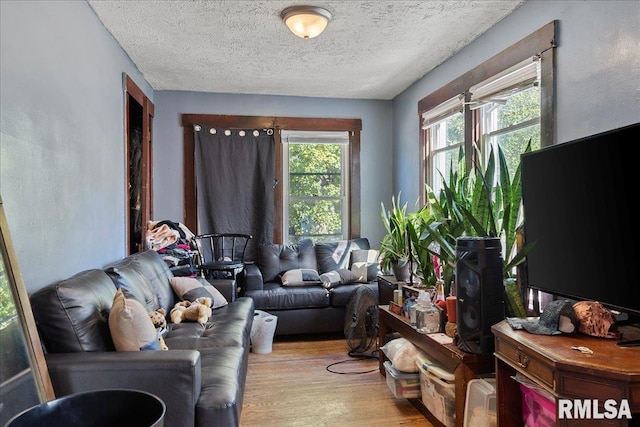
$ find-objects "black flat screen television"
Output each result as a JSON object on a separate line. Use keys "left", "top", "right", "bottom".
{"left": 521, "top": 122, "right": 640, "bottom": 319}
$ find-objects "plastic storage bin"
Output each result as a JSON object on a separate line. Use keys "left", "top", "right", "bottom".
{"left": 383, "top": 361, "right": 421, "bottom": 399}
{"left": 464, "top": 378, "right": 497, "bottom": 427}
{"left": 520, "top": 382, "right": 556, "bottom": 427}
{"left": 416, "top": 353, "right": 456, "bottom": 427}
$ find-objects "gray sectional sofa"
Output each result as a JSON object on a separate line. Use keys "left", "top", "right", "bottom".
{"left": 243, "top": 238, "right": 380, "bottom": 336}
{"left": 29, "top": 250, "right": 254, "bottom": 427}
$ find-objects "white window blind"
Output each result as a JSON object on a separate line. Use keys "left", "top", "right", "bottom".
{"left": 468, "top": 57, "right": 540, "bottom": 110}
{"left": 281, "top": 130, "right": 349, "bottom": 145}
{"left": 421, "top": 95, "right": 464, "bottom": 129}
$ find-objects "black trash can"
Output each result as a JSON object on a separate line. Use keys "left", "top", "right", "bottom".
{"left": 5, "top": 389, "right": 165, "bottom": 427}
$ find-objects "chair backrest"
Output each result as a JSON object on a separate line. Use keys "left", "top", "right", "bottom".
{"left": 194, "top": 233, "right": 253, "bottom": 264}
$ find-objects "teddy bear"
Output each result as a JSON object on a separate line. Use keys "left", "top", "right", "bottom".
{"left": 170, "top": 297, "right": 213, "bottom": 324}
{"left": 148, "top": 308, "right": 169, "bottom": 351}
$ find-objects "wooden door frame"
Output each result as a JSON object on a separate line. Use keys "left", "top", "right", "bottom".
{"left": 181, "top": 114, "right": 362, "bottom": 243}
{"left": 125, "top": 74, "right": 154, "bottom": 254}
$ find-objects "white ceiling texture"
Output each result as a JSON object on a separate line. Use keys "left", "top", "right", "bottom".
{"left": 87, "top": 0, "right": 526, "bottom": 100}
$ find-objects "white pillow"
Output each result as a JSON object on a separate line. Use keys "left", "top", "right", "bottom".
{"left": 109, "top": 289, "right": 161, "bottom": 351}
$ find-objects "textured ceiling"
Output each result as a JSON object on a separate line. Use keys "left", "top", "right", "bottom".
{"left": 87, "top": 0, "right": 525, "bottom": 100}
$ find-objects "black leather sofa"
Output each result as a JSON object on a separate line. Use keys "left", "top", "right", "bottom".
{"left": 29, "top": 250, "right": 254, "bottom": 427}
{"left": 243, "top": 238, "right": 379, "bottom": 336}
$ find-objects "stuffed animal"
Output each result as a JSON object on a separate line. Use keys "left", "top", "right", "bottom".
{"left": 170, "top": 297, "right": 213, "bottom": 324}
{"left": 148, "top": 308, "right": 169, "bottom": 351}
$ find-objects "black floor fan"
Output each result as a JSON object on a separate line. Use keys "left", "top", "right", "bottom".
{"left": 344, "top": 285, "right": 379, "bottom": 357}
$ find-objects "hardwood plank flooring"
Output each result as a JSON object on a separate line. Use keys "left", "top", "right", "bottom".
{"left": 241, "top": 333, "right": 432, "bottom": 426}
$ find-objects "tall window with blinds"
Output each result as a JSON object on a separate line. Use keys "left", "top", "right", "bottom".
{"left": 422, "top": 96, "right": 464, "bottom": 196}
{"left": 281, "top": 131, "right": 350, "bottom": 244}
{"left": 472, "top": 57, "right": 542, "bottom": 184}
{"left": 422, "top": 56, "right": 541, "bottom": 192}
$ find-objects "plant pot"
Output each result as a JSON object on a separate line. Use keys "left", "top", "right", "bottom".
{"left": 391, "top": 260, "right": 411, "bottom": 282}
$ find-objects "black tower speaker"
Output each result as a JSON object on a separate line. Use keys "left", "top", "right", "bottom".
{"left": 455, "top": 237, "right": 504, "bottom": 355}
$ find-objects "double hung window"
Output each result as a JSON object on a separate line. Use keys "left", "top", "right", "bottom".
{"left": 423, "top": 98, "right": 465, "bottom": 197}
{"left": 281, "top": 131, "right": 350, "bottom": 244}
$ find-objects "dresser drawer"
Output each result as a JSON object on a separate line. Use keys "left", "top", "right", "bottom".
{"left": 495, "top": 335, "right": 555, "bottom": 391}
{"left": 558, "top": 372, "right": 625, "bottom": 401}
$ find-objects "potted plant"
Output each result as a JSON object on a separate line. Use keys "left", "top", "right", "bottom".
{"left": 379, "top": 193, "right": 412, "bottom": 281}
{"left": 406, "top": 205, "right": 438, "bottom": 287}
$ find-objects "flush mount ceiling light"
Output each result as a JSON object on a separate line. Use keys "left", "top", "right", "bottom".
{"left": 280, "top": 6, "right": 332, "bottom": 39}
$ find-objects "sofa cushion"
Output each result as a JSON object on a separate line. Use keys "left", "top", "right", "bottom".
{"left": 105, "top": 252, "right": 165, "bottom": 312}
{"left": 315, "top": 238, "right": 371, "bottom": 274}
{"left": 169, "top": 276, "right": 228, "bottom": 308}
{"left": 30, "top": 269, "right": 117, "bottom": 353}
{"left": 164, "top": 297, "right": 254, "bottom": 350}
{"left": 258, "top": 239, "right": 317, "bottom": 282}
{"left": 109, "top": 289, "right": 161, "bottom": 351}
{"left": 197, "top": 346, "right": 248, "bottom": 426}
{"left": 319, "top": 269, "right": 358, "bottom": 289}
{"left": 125, "top": 250, "right": 176, "bottom": 312}
{"left": 279, "top": 268, "right": 322, "bottom": 286}
{"left": 246, "top": 282, "right": 329, "bottom": 310}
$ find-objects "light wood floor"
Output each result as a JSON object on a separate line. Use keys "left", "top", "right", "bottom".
{"left": 240, "top": 333, "right": 432, "bottom": 426}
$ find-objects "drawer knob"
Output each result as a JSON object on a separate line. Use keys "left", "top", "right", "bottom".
{"left": 516, "top": 351, "right": 529, "bottom": 368}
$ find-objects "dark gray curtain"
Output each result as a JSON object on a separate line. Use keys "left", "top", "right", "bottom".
{"left": 194, "top": 126, "right": 275, "bottom": 261}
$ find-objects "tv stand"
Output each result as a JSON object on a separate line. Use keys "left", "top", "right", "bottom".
{"left": 492, "top": 320, "right": 640, "bottom": 426}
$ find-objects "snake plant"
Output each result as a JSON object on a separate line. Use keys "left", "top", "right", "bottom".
{"left": 418, "top": 142, "right": 536, "bottom": 296}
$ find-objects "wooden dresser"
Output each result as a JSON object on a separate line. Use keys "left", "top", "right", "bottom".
{"left": 492, "top": 320, "right": 640, "bottom": 426}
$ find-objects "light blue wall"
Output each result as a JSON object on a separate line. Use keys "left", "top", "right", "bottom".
{"left": 152, "top": 91, "right": 393, "bottom": 250}
{"left": 393, "top": 0, "right": 640, "bottom": 206}
{"left": 0, "top": 1, "right": 152, "bottom": 292}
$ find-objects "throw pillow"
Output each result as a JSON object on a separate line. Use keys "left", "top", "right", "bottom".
{"left": 315, "top": 238, "right": 371, "bottom": 273}
{"left": 169, "top": 276, "right": 228, "bottom": 308}
{"left": 350, "top": 249, "right": 380, "bottom": 282}
{"left": 109, "top": 289, "right": 161, "bottom": 351}
{"left": 280, "top": 268, "right": 322, "bottom": 286}
{"left": 319, "top": 269, "right": 359, "bottom": 289}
